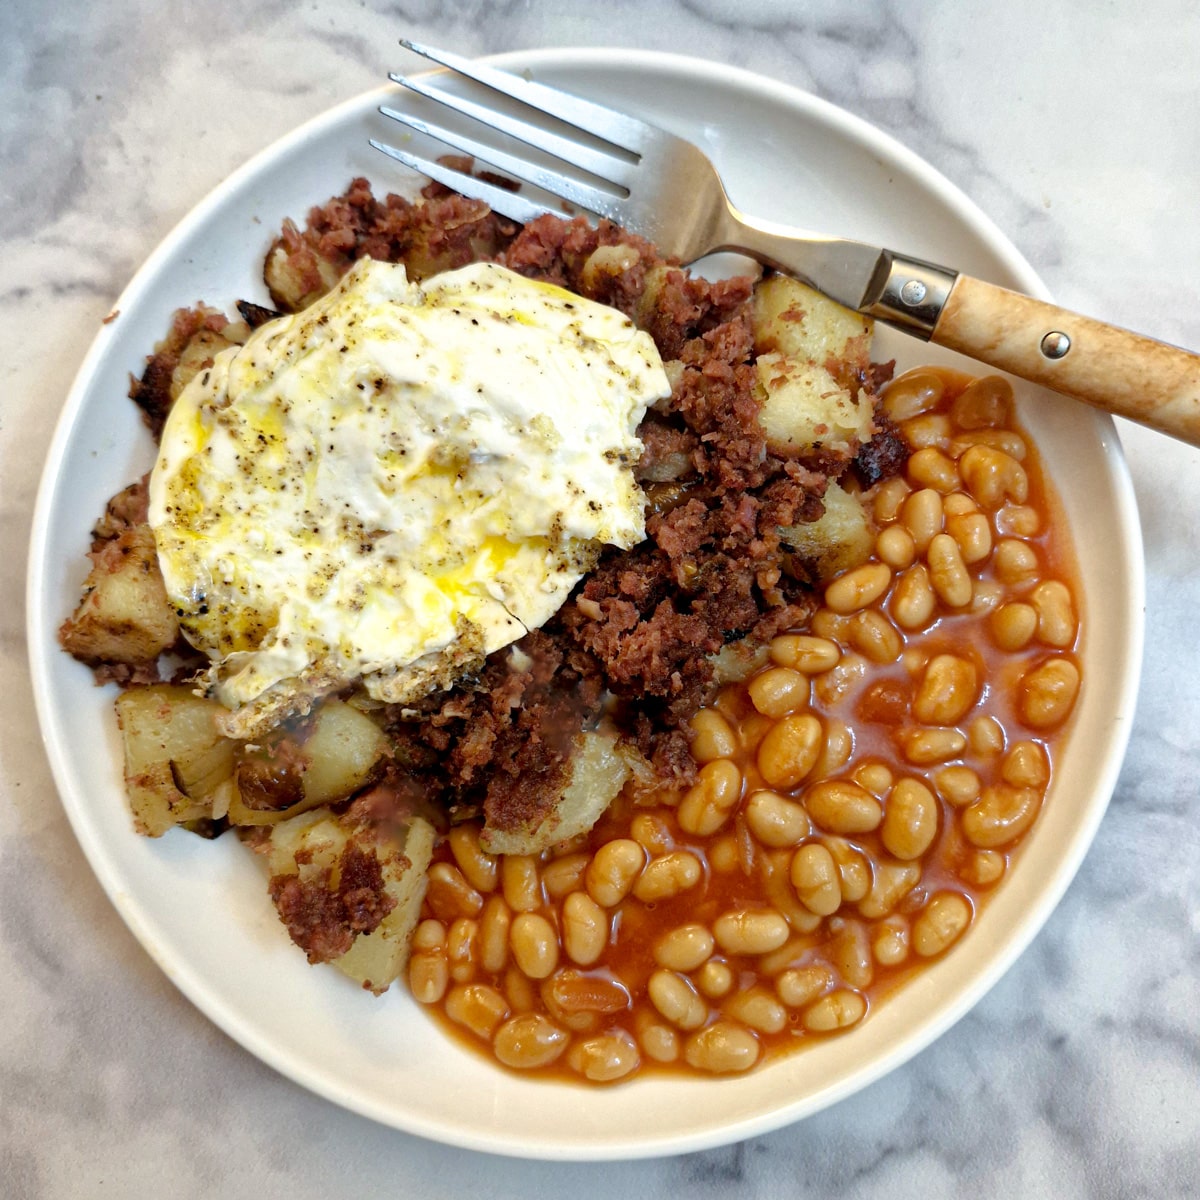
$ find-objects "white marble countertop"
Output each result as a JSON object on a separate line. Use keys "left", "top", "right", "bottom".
{"left": 4, "top": 1, "right": 1199, "bottom": 1195}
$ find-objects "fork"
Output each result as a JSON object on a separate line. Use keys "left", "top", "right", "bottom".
{"left": 373, "top": 41, "right": 1200, "bottom": 447}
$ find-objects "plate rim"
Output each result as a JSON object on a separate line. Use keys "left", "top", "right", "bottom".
{"left": 26, "top": 45, "right": 1145, "bottom": 1160}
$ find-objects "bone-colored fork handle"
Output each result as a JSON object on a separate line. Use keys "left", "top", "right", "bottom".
{"left": 931, "top": 275, "right": 1200, "bottom": 445}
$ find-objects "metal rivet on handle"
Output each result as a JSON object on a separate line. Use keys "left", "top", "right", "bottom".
{"left": 899, "top": 279, "right": 927, "bottom": 306}
{"left": 1040, "top": 330, "right": 1072, "bottom": 359}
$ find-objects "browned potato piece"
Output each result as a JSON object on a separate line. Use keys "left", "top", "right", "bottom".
{"left": 754, "top": 353, "right": 874, "bottom": 454}
{"left": 780, "top": 481, "right": 875, "bottom": 583}
{"left": 169, "top": 327, "right": 243, "bottom": 403}
{"left": 227, "top": 699, "right": 391, "bottom": 826}
{"left": 752, "top": 274, "right": 872, "bottom": 371}
{"left": 480, "top": 730, "right": 631, "bottom": 856}
{"left": 264, "top": 225, "right": 346, "bottom": 312}
{"left": 60, "top": 525, "right": 178, "bottom": 666}
{"left": 267, "top": 808, "right": 435, "bottom": 994}
{"left": 114, "top": 685, "right": 236, "bottom": 837}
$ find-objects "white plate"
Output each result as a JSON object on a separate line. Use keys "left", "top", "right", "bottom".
{"left": 27, "top": 49, "right": 1143, "bottom": 1159}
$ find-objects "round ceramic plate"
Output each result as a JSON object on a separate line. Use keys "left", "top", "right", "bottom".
{"left": 27, "top": 49, "right": 1143, "bottom": 1159}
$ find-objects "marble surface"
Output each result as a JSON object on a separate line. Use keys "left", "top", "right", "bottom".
{"left": 3, "top": 0, "right": 1199, "bottom": 1194}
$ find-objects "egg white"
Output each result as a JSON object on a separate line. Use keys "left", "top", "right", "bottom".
{"left": 148, "top": 258, "right": 670, "bottom": 737}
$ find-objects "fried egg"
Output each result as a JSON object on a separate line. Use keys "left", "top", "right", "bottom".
{"left": 148, "top": 258, "right": 669, "bottom": 737}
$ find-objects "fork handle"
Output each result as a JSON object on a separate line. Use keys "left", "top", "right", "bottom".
{"left": 929, "top": 274, "right": 1200, "bottom": 445}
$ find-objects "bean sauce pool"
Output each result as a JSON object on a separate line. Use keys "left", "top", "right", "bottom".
{"left": 408, "top": 366, "right": 1082, "bottom": 1083}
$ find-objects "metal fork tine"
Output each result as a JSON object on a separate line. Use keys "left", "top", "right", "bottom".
{"left": 392, "top": 71, "right": 640, "bottom": 189}
{"left": 377, "top": 106, "right": 626, "bottom": 220}
{"left": 400, "top": 40, "right": 653, "bottom": 154}
{"left": 368, "top": 138, "right": 556, "bottom": 226}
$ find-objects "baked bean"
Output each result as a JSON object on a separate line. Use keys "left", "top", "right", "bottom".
{"left": 1002, "top": 740, "right": 1050, "bottom": 789}
{"left": 969, "top": 579, "right": 1005, "bottom": 615}
{"left": 994, "top": 538, "right": 1040, "bottom": 585}
{"left": 737, "top": 713, "right": 776, "bottom": 755}
{"left": 409, "top": 951, "right": 449, "bottom": 1005}
{"left": 713, "top": 909, "right": 791, "bottom": 956}
{"left": 630, "top": 813, "right": 674, "bottom": 856}
{"left": 968, "top": 714, "right": 1006, "bottom": 756}
{"left": 891, "top": 563, "right": 937, "bottom": 630}
{"left": 884, "top": 367, "right": 945, "bottom": 420}
{"left": 725, "top": 987, "right": 788, "bottom": 1035}
{"left": 503, "top": 964, "right": 537, "bottom": 1013}
{"left": 857, "top": 859, "right": 921, "bottom": 920}
{"left": 853, "top": 761, "right": 894, "bottom": 796}
{"left": 769, "top": 633, "right": 841, "bottom": 674}
{"left": 776, "top": 963, "right": 833, "bottom": 1008}
{"left": 802, "top": 989, "right": 866, "bottom": 1032}
{"left": 901, "top": 488, "right": 944, "bottom": 552}
{"left": 933, "top": 765, "right": 982, "bottom": 808}
{"left": 567, "top": 1030, "right": 640, "bottom": 1083}
{"left": 873, "top": 476, "right": 912, "bottom": 523}
{"left": 913, "top": 654, "right": 979, "bottom": 725}
{"left": 946, "top": 510, "right": 992, "bottom": 565}
{"left": 825, "top": 562, "right": 893, "bottom": 614}
{"left": 829, "top": 918, "right": 874, "bottom": 988}
{"left": 811, "top": 717, "right": 854, "bottom": 779}
{"left": 586, "top": 839, "right": 646, "bottom": 907}
{"left": 684, "top": 1021, "right": 761, "bottom": 1074}
{"left": 881, "top": 777, "right": 939, "bottom": 860}
{"left": 492, "top": 1013, "right": 569, "bottom": 1069}
{"left": 958, "top": 444, "right": 1028, "bottom": 507}
{"left": 695, "top": 959, "right": 735, "bottom": 999}
{"left": 812, "top": 653, "right": 868, "bottom": 707}
{"left": 638, "top": 1020, "right": 680, "bottom": 1064}
{"left": 875, "top": 524, "right": 916, "bottom": 570}
{"left": 960, "top": 848, "right": 1006, "bottom": 887}
{"left": 501, "top": 855, "right": 543, "bottom": 913}
{"left": 447, "top": 917, "right": 479, "bottom": 984}
{"left": 1030, "top": 580, "right": 1077, "bottom": 647}
{"left": 678, "top": 759, "right": 743, "bottom": 835}
{"left": 871, "top": 916, "right": 910, "bottom": 966}
{"left": 897, "top": 726, "right": 968, "bottom": 765}
{"left": 950, "top": 374, "right": 1012, "bottom": 430}
{"left": 823, "top": 837, "right": 871, "bottom": 903}
{"left": 901, "top": 412, "right": 953, "bottom": 449}
{"left": 654, "top": 923, "right": 715, "bottom": 972}
{"left": 847, "top": 609, "right": 903, "bottom": 664}
{"left": 448, "top": 824, "right": 499, "bottom": 895}
{"left": 907, "top": 446, "right": 961, "bottom": 493}
{"left": 426, "top": 862, "right": 484, "bottom": 922}
{"left": 688, "top": 707, "right": 738, "bottom": 763}
{"left": 510, "top": 913, "right": 559, "bottom": 980}
{"left": 634, "top": 851, "right": 703, "bottom": 902}
{"left": 412, "top": 918, "right": 447, "bottom": 954}
{"left": 444, "top": 983, "right": 509, "bottom": 1040}
{"left": 990, "top": 601, "right": 1038, "bottom": 651}
{"left": 927, "top": 533, "right": 973, "bottom": 608}
{"left": 744, "top": 790, "right": 811, "bottom": 847}
{"left": 961, "top": 784, "right": 1042, "bottom": 848}
{"left": 562, "top": 891, "right": 609, "bottom": 966}
{"left": 542, "top": 970, "right": 630, "bottom": 1022}
{"left": 912, "top": 892, "right": 972, "bottom": 957}
{"left": 648, "top": 970, "right": 708, "bottom": 1030}
{"left": 541, "top": 852, "right": 590, "bottom": 900}
{"left": 942, "top": 491, "right": 978, "bottom": 517}
{"left": 708, "top": 835, "right": 740, "bottom": 874}
{"left": 756, "top": 714, "right": 823, "bottom": 790}
{"left": 805, "top": 779, "right": 883, "bottom": 835}
{"left": 790, "top": 843, "right": 842, "bottom": 916}
{"left": 748, "top": 666, "right": 810, "bottom": 717}
{"left": 996, "top": 504, "right": 1041, "bottom": 537}
{"left": 1019, "top": 657, "right": 1081, "bottom": 729}
{"left": 479, "top": 895, "right": 512, "bottom": 974}
{"left": 811, "top": 607, "right": 854, "bottom": 642}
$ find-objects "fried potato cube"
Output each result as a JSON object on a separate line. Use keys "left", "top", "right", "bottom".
{"left": 227, "top": 699, "right": 391, "bottom": 826}
{"left": 754, "top": 354, "right": 874, "bottom": 454}
{"left": 480, "top": 730, "right": 631, "bottom": 856}
{"left": 60, "top": 525, "right": 178, "bottom": 666}
{"left": 780, "top": 480, "right": 875, "bottom": 583}
{"left": 114, "top": 685, "right": 236, "bottom": 837}
{"left": 752, "top": 274, "right": 872, "bottom": 370}
{"left": 267, "top": 809, "right": 435, "bottom": 994}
